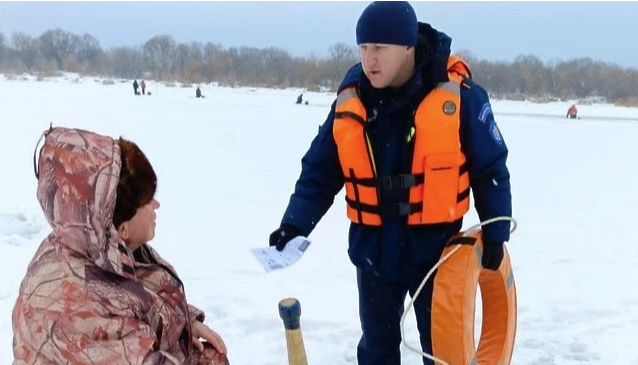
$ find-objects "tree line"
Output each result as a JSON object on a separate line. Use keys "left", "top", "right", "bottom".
{"left": 0, "top": 29, "right": 637, "bottom": 105}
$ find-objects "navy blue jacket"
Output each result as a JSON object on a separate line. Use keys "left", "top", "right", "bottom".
{"left": 280, "top": 23, "right": 512, "bottom": 283}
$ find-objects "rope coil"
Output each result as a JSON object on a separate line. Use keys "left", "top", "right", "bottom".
{"left": 401, "top": 216, "right": 518, "bottom": 365}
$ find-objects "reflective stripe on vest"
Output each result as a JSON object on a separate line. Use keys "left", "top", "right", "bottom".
{"left": 333, "top": 67, "right": 470, "bottom": 225}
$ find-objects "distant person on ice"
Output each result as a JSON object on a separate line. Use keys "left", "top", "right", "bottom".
{"left": 196, "top": 86, "right": 205, "bottom": 98}
{"left": 141, "top": 79, "right": 147, "bottom": 95}
{"left": 133, "top": 79, "right": 139, "bottom": 95}
{"left": 567, "top": 104, "right": 578, "bottom": 119}
{"left": 296, "top": 93, "right": 303, "bottom": 104}
{"left": 13, "top": 127, "right": 229, "bottom": 365}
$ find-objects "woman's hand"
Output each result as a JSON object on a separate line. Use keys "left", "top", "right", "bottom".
{"left": 191, "top": 321, "right": 227, "bottom": 355}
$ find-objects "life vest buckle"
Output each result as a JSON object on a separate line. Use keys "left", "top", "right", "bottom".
{"left": 397, "top": 202, "right": 412, "bottom": 216}
{"left": 381, "top": 174, "right": 417, "bottom": 190}
{"left": 399, "top": 174, "right": 416, "bottom": 189}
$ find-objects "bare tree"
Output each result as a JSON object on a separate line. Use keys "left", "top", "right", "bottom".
{"left": 260, "top": 47, "right": 293, "bottom": 87}
{"left": 3, "top": 27, "right": 638, "bottom": 105}
{"left": 227, "top": 47, "right": 256, "bottom": 85}
{"left": 513, "top": 55, "right": 553, "bottom": 96}
{"left": 11, "top": 32, "right": 40, "bottom": 70}
{"left": 325, "top": 42, "right": 358, "bottom": 89}
{"left": 76, "top": 34, "right": 104, "bottom": 67}
{"left": 171, "top": 43, "right": 192, "bottom": 76}
{"left": 38, "top": 29, "right": 80, "bottom": 69}
{"left": 0, "top": 32, "right": 5, "bottom": 65}
{"left": 108, "top": 46, "right": 144, "bottom": 79}
{"left": 143, "top": 35, "right": 176, "bottom": 80}
{"left": 329, "top": 42, "right": 358, "bottom": 65}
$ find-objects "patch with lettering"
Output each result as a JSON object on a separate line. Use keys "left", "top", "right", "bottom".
{"left": 479, "top": 103, "right": 492, "bottom": 123}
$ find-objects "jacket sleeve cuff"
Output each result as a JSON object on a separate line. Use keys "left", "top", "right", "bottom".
{"left": 188, "top": 304, "right": 205, "bottom": 323}
{"left": 481, "top": 220, "right": 511, "bottom": 243}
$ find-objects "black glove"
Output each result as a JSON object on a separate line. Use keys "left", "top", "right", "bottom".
{"left": 269, "top": 225, "right": 301, "bottom": 251}
{"left": 482, "top": 240, "right": 504, "bottom": 271}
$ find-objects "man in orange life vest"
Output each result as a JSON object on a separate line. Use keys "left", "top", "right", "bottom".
{"left": 269, "top": 2, "right": 512, "bottom": 365}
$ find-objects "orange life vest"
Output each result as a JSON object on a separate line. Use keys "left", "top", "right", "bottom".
{"left": 568, "top": 104, "right": 577, "bottom": 116}
{"left": 333, "top": 56, "right": 471, "bottom": 226}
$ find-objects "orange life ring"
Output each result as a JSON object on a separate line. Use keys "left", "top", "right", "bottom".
{"left": 430, "top": 231, "right": 517, "bottom": 365}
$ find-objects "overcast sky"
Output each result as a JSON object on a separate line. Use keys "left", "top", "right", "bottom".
{"left": 1, "top": 1, "right": 637, "bottom": 69}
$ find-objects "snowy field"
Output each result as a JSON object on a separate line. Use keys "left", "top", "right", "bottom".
{"left": 1, "top": 74, "right": 638, "bottom": 365}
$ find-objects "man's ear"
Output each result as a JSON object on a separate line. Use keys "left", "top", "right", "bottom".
{"left": 117, "top": 221, "right": 130, "bottom": 241}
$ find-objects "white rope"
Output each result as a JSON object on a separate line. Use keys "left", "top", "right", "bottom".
{"left": 400, "top": 216, "right": 518, "bottom": 365}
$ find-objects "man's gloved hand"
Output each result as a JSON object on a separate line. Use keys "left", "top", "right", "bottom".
{"left": 269, "top": 225, "right": 301, "bottom": 251}
{"left": 482, "top": 240, "right": 504, "bottom": 271}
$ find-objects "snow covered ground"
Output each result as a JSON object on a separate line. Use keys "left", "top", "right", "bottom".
{"left": 1, "top": 74, "right": 638, "bottom": 365}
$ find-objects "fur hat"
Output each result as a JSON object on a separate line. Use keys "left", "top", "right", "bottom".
{"left": 356, "top": 1, "right": 418, "bottom": 47}
{"left": 113, "top": 137, "right": 157, "bottom": 228}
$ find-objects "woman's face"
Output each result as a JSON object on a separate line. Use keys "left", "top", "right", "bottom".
{"left": 117, "top": 199, "right": 160, "bottom": 251}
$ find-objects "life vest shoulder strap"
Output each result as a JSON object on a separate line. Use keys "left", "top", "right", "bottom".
{"left": 447, "top": 55, "right": 472, "bottom": 82}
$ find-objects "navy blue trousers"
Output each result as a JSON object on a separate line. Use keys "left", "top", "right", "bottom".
{"left": 356, "top": 267, "right": 435, "bottom": 365}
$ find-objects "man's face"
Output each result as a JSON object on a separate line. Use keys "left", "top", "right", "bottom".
{"left": 359, "top": 44, "right": 414, "bottom": 89}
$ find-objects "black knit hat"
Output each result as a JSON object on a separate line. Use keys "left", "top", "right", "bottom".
{"left": 356, "top": 1, "right": 418, "bottom": 47}
{"left": 113, "top": 138, "right": 157, "bottom": 228}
